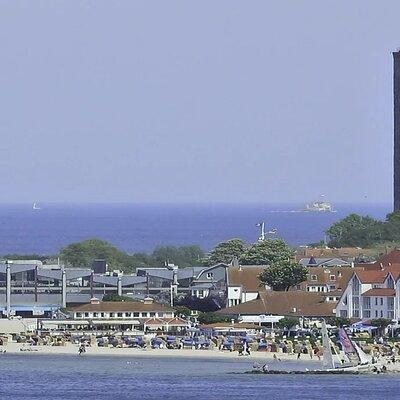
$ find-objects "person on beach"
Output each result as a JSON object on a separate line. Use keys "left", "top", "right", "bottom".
{"left": 297, "top": 352, "right": 301, "bottom": 359}
{"left": 78, "top": 344, "right": 86, "bottom": 356}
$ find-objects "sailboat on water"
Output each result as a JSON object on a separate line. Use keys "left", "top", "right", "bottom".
{"left": 254, "top": 321, "right": 382, "bottom": 375}
{"left": 32, "top": 202, "right": 41, "bottom": 210}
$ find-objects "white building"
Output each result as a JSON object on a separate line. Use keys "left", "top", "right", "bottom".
{"left": 335, "top": 266, "right": 400, "bottom": 321}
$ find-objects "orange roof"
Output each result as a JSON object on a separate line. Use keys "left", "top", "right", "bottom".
{"left": 228, "top": 266, "right": 266, "bottom": 292}
{"left": 376, "top": 249, "right": 400, "bottom": 266}
{"left": 355, "top": 270, "right": 387, "bottom": 284}
{"left": 217, "top": 291, "right": 336, "bottom": 317}
{"left": 361, "top": 288, "right": 396, "bottom": 297}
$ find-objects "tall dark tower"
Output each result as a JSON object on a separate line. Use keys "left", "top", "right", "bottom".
{"left": 394, "top": 50, "right": 400, "bottom": 211}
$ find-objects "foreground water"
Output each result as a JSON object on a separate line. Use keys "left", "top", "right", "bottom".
{"left": 0, "top": 203, "right": 391, "bottom": 254}
{"left": 0, "top": 354, "right": 398, "bottom": 399}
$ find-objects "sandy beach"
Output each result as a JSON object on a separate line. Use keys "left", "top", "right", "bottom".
{"left": 1, "top": 342, "right": 321, "bottom": 362}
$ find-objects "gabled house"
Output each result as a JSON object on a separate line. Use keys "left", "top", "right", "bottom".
{"left": 217, "top": 291, "right": 336, "bottom": 324}
{"left": 226, "top": 265, "right": 267, "bottom": 307}
{"left": 335, "top": 264, "right": 400, "bottom": 320}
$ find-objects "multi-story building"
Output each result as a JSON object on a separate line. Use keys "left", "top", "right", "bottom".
{"left": 335, "top": 265, "right": 400, "bottom": 320}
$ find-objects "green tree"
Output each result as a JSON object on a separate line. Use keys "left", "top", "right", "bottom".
{"left": 60, "top": 239, "right": 133, "bottom": 270}
{"left": 240, "top": 239, "right": 295, "bottom": 265}
{"left": 151, "top": 245, "right": 204, "bottom": 268}
{"left": 371, "top": 318, "right": 392, "bottom": 336}
{"left": 197, "top": 311, "right": 229, "bottom": 325}
{"left": 326, "top": 316, "right": 350, "bottom": 327}
{"left": 174, "top": 306, "right": 192, "bottom": 318}
{"left": 383, "top": 210, "right": 400, "bottom": 242}
{"left": 204, "top": 239, "right": 246, "bottom": 266}
{"left": 276, "top": 317, "right": 299, "bottom": 329}
{"left": 259, "top": 259, "right": 307, "bottom": 291}
{"left": 326, "top": 214, "right": 384, "bottom": 248}
{"left": 102, "top": 294, "right": 134, "bottom": 302}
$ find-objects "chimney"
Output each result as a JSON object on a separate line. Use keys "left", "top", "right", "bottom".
{"left": 90, "top": 297, "right": 100, "bottom": 305}
{"left": 143, "top": 297, "right": 154, "bottom": 304}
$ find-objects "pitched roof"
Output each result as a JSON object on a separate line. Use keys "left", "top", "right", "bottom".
{"left": 69, "top": 301, "right": 174, "bottom": 313}
{"left": 227, "top": 266, "right": 266, "bottom": 292}
{"left": 294, "top": 266, "right": 354, "bottom": 291}
{"left": 361, "top": 288, "right": 396, "bottom": 297}
{"left": 217, "top": 291, "right": 335, "bottom": 317}
{"left": 355, "top": 269, "right": 387, "bottom": 284}
{"left": 376, "top": 249, "right": 400, "bottom": 266}
{"left": 299, "top": 258, "right": 351, "bottom": 267}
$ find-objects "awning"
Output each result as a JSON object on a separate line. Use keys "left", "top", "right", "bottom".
{"left": 41, "top": 320, "right": 90, "bottom": 326}
{"left": 91, "top": 319, "right": 141, "bottom": 325}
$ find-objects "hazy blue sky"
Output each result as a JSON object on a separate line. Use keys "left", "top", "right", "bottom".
{"left": 0, "top": 1, "right": 398, "bottom": 204}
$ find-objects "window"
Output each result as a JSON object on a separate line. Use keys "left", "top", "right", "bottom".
{"left": 380, "top": 310, "right": 383, "bottom": 318}
{"left": 329, "top": 285, "right": 335, "bottom": 291}
{"left": 375, "top": 310, "right": 378, "bottom": 318}
{"left": 158, "top": 312, "right": 164, "bottom": 317}
{"left": 198, "top": 290, "right": 204, "bottom": 298}
{"left": 353, "top": 310, "right": 359, "bottom": 318}
{"left": 388, "top": 297, "right": 394, "bottom": 310}
{"left": 311, "top": 275, "right": 317, "bottom": 281}
{"left": 375, "top": 298, "right": 378, "bottom": 306}
{"left": 125, "top": 313, "right": 132, "bottom": 318}
{"left": 133, "top": 312, "right": 139, "bottom": 317}
{"left": 76, "top": 313, "right": 82, "bottom": 318}
{"left": 117, "top": 313, "right": 123, "bottom": 318}
{"left": 207, "top": 272, "right": 214, "bottom": 279}
{"left": 352, "top": 297, "right": 359, "bottom": 309}
{"left": 363, "top": 297, "right": 371, "bottom": 309}
{"left": 149, "top": 312, "right": 156, "bottom": 317}
{"left": 330, "top": 275, "right": 336, "bottom": 281}
{"left": 84, "top": 312, "right": 89, "bottom": 318}
{"left": 364, "top": 310, "right": 371, "bottom": 318}
{"left": 93, "top": 312, "right": 98, "bottom": 318}
{"left": 380, "top": 298, "right": 384, "bottom": 306}
{"left": 340, "top": 310, "right": 348, "bottom": 317}
{"left": 352, "top": 277, "right": 360, "bottom": 295}
{"left": 100, "top": 313, "right": 105, "bottom": 318}
{"left": 141, "top": 312, "right": 149, "bottom": 318}
{"left": 388, "top": 311, "right": 395, "bottom": 319}
{"left": 110, "top": 313, "right": 115, "bottom": 318}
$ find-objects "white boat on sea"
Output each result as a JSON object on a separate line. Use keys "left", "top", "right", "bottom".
{"left": 32, "top": 202, "right": 41, "bottom": 210}
{"left": 302, "top": 195, "right": 336, "bottom": 213}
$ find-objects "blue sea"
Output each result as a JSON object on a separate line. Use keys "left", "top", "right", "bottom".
{"left": 0, "top": 203, "right": 391, "bottom": 255}
{"left": 0, "top": 354, "right": 397, "bottom": 400}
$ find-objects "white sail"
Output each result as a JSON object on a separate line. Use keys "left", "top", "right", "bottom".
{"left": 321, "top": 320, "right": 335, "bottom": 369}
{"left": 352, "top": 341, "right": 373, "bottom": 365}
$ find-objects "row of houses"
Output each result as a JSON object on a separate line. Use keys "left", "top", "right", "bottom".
{"left": 3, "top": 250, "right": 400, "bottom": 326}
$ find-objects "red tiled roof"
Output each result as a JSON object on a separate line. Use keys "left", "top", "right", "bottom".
{"left": 217, "top": 291, "right": 336, "bottom": 317}
{"left": 361, "top": 288, "right": 396, "bottom": 297}
{"left": 376, "top": 249, "right": 400, "bottom": 266}
{"left": 228, "top": 266, "right": 266, "bottom": 292}
{"left": 355, "top": 270, "right": 387, "bottom": 284}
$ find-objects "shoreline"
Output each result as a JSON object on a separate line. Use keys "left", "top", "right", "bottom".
{"left": 1, "top": 343, "right": 322, "bottom": 363}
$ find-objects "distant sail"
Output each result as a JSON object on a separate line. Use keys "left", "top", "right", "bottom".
{"left": 321, "top": 320, "right": 335, "bottom": 369}
{"left": 32, "top": 202, "right": 41, "bottom": 210}
{"left": 353, "top": 341, "right": 373, "bottom": 365}
{"left": 339, "top": 328, "right": 358, "bottom": 365}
